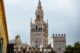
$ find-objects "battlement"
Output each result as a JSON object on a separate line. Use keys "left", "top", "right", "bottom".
{"left": 52, "top": 34, "right": 66, "bottom": 38}
{"left": 52, "top": 33, "right": 66, "bottom": 42}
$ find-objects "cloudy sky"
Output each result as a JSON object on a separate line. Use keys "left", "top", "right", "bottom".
{"left": 4, "top": 0, "right": 80, "bottom": 45}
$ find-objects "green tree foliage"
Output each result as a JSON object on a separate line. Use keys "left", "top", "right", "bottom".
{"left": 64, "top": 41, "right": 80, "bottom": 53}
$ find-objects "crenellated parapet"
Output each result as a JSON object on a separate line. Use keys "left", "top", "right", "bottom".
{"left": 52, "top": 34, "right": 66, "bottom": 38}
{"left": 52, "top": 33, "right": 66, "bottom": 42}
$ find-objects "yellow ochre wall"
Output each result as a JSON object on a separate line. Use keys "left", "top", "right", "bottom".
{"left": 0, "top": 0, "right": 8, "bottom": 53}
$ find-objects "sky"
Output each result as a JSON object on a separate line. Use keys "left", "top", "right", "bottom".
{"left": 4, "top": 0, "right": 80, "bottom": 45}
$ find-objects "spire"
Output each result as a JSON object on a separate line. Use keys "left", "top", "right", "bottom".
{"left": 38, "top": 0, "right": 42, "bottom": 9}
{"left": 35, "top": 0, "right": 43, "bottom": 21}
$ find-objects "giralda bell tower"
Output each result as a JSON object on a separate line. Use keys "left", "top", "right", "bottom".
{"left": 30, "top": 0, "right": 48, "bottom": 48}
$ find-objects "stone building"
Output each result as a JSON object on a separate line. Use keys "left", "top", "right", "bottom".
{"left": 13, "top": 35, "right": 42, "bottom": 53}
{"left": 10, "top": 0, "right": 67, "bottom": 53}
{"left": 51, "top": 34, "right": 66, "bottom": 53}
{"left": 13, "top": 35, "right": 57, "bottom": 53}
{"left": 14, "top": 35, "right": 27, "bottom": 53}
{"left": 30, "top": 0, "right": 48, "bottom": 48}
{"left": 0, "top": 0, "right": 9, "bottom": 53}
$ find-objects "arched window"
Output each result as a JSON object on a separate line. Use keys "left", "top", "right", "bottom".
{"left": 40, "top": 28, "right": 42, "bottom": 32}
{"left": 36, "top": 26, "right": 38, "bottom": 32}
{"left": 37, "top": 15, "right": 40, "bottom": 20}
{"left": 38, "top": 27, "right": 42, "bottom": 32}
